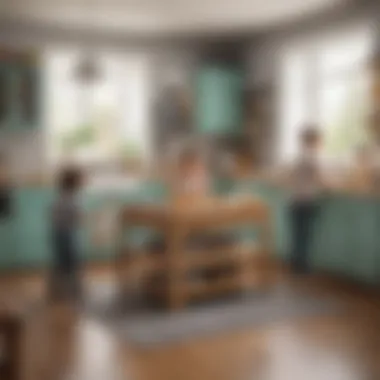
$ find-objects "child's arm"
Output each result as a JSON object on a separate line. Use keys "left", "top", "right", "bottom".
{"left": 317, "top": 163, "right": 339, "bottom": 192}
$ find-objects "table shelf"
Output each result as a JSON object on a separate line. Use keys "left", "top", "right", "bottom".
{"left": 118, "top": 198, "right": 274, "bottom": 310}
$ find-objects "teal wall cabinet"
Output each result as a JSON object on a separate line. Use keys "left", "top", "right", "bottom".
{"left": 0, "top": 57, "right": 40, "bottom": 132}
{"left": 195, "top": 66, "right": 243, "bottom": 134}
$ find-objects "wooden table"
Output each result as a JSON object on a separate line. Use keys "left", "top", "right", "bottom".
{"left": 117, "top": 197, "right": 274, "bottom": 310}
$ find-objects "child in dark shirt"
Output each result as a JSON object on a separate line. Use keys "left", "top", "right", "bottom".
{"left": 49, "top": 166, "right": 83, "bottom": 302}
{"left": 0, "top": 153, "right": 12, "bottom": 219}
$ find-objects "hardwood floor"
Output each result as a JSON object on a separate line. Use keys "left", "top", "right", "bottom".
{"left": 1, "top": 268, "right": 380, "bottom": 380}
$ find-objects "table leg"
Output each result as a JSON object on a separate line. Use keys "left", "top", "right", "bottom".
{"left": 260, "top": 215, "right": 275, "bottom": 287}
{"left": 167, "top": 226, "right": 186, "bottom": 311}
{"left": 115, "top": 222, "right": 131, "bottom": 302}
{"left": 2, "top": 318, "right": 23, "bottom": 380}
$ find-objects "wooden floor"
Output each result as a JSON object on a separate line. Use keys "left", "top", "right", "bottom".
{"left": 2, "top": 267, "right": 380, "bottom": 380}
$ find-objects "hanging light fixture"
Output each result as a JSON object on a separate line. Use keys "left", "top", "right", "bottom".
{"left": 74, "top": 51, "right": 102, "bottom": 84}
{"left": 73, "top": 0, "right": 102, "bottom": 85}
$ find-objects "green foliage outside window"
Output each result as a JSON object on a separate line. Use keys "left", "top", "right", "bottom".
{"left": 61, "top": 123, "right": 95, "bottom": 153}
{"left": 324, "top": 82, "right": 369, "bottom": 157}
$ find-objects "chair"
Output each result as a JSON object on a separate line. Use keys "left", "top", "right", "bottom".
{"left": 0, "top": 309, "right": 23, "bottom": 380}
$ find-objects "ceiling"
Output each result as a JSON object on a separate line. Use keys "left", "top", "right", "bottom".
{"left": 1, "top": 0, "right": 345, "bottom": 36}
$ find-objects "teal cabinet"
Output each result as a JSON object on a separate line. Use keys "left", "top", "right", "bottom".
{"left": 0, "top": 63, "right": 13, "bottom": 131}
{"left": 311, "top": 198, "right": 353, "bottom": 275}
{"left": 228, "top": 180, "right": 380, "bottom": 285}
{"left": 12, "top": 65, "right": 40, "bottom": 131}
{"left": 310, "top": 196, "right": 379, "bottom": 283}
{"left": 343, "top": 198, "right": 378, "bottom": 283}
{"left": 195, "top": 66, "right": 243, "bottom": 134}
{"left": 0, "top": 184, "right": 168, "bottom": 271}
{"left": 2, "top": 182, "right": 380, "bottom": 287}
{"left": 0, "top": 220, "right": 18, "bottom": 268}
{"left": 0, "top": 61, "right": 40, "bottom": 132}
{"left": 13, "top": 189, "right": 54, "bottom": 268}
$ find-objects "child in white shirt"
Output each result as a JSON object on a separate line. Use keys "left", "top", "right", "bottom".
{"left": 287, "top": 127, "right": 325, "bottom": 273}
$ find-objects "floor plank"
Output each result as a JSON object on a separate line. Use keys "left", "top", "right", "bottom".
{"left": 1, "top": 269, "right": 380, "bottom": 380}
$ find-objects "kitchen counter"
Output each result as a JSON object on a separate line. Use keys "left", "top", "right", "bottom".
{"left": 1, "top": 180, "right": 380, "bottom": 285}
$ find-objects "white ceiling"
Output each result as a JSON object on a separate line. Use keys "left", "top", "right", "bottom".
{"left": 1, "top": 0, "right": 344, "bottom": 35}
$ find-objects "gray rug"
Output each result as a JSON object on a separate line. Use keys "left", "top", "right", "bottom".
{"left": 84, "top": 280, "right": 342, "bottom": 348}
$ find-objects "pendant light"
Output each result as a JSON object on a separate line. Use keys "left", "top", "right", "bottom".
{"left": 73, "top": 0, "right": 102, "bottom": 85}
{"left": 74, "top": 51, "right": 101, "bottom": 85}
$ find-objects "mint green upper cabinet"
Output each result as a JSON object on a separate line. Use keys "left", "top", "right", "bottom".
{"left": 0, "top": 63, "right": 13, "bottom": 131}
{"left": 12, "top": 65, "right": 40, "bottom": 131}
{"left": 0, "top": 60, "right": 40, "bottom": 132}
{"left": 195, "top": 67, "right": 243, "bottom": 134}
{"left": 0, "top": 219, "right": 18, "bottom": 269}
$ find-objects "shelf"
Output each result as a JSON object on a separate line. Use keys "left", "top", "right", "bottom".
{"left": 182, "top": 245, "right": 260, "bottom": 270}
{"left": 119, "top": 244, "right": 267, "bottom": 275}
{"left": 185, "top": 276, "right": 243, "bottom": 298}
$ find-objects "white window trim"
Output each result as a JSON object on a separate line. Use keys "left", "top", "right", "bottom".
{"left": 277, "top": 24, "right": 374, "bottom": 163}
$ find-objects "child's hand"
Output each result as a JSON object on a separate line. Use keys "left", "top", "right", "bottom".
{"left": 321, "top": 174, "right": 341, "bottom": 192}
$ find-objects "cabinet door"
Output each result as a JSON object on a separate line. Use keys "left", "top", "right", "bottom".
{"left": 12, "top": 66, "right": 40, "bottom": 130}
{"left": 14, "top": 189, "right": 53, "bottom": 269}
{"left": 344, "top": 199, "right": 378, "bottom": 284}
{"left": 0, "top": 220, "right": 18, "bottom": 269}
{"left": 311, "top": 197, "right": 352, "bottom": 275}
{"left": 0, "top": 64, "right": 12, "bottom": 130}
{"left": 196, "top": 67, "right": 243, "bottom": 134}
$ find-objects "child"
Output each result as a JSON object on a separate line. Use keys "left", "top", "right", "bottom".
{"left": 171, "top": 146, "right": 210, "bottom": 203}
{"left": 49, "top": 166, "right": 83, "bottom": 302}
{"left": 0, "top": 153, "right": 12, "bottom": 219}
{"left": 287, "top": 127, "right": 325, "bottom": 274}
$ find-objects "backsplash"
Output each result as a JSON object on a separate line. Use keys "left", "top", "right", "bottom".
{"left": 0, "top": 130, "right": 47, "bottom": 183}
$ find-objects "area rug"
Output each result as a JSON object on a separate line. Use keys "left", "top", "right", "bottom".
{"left": 84, "top": 280, "right": 342, "bottom": 348}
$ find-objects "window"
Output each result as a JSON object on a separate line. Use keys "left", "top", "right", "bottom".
{"left": 44, "top": 48, "right": 152, "bottom": 168}
{"left": 279, "top": 27, "right": 373, "bottom": 161}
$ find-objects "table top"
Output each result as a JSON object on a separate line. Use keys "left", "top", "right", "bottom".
{"left": 0, "top": 303, "right": 25, "bottom": 324}
{"left": 122, "top": 196, "right": 268, "bottom": 230}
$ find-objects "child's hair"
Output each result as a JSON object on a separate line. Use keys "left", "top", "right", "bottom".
{"left": 57, "top": 166, "right": 83, "bottom": 193}
{"left": 300, "top": 126, "right": 321, "bottom": 146}
{"left": 179, "top": 148, "right": 198, "bottom": 168}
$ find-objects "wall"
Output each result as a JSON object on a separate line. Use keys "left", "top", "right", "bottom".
{"left": 245, "top": 0, "right": 380, "bottom": 163}
{"left": 0, "top": 27, "right": 201, "bottom": 180}
{"left": 0, "top": 130, "right": 46, "bottom": 183}
{"left": 246, "top": 0, "right": 380, "bottom": 83}
{"left": 4, "top": 1, "right": 375, "bottom": 176}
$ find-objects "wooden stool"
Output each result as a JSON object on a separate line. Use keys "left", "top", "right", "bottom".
{"left": 0, "top": 309, "right": 23, "bottom": 380}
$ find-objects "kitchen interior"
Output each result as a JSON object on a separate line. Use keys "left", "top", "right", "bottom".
{"left": 1, "top": 0, "right": 380, "bottom": 379}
